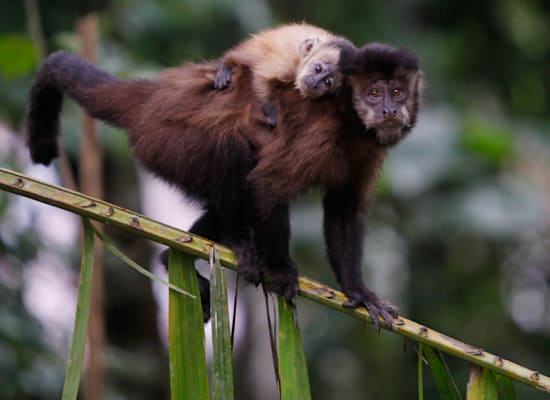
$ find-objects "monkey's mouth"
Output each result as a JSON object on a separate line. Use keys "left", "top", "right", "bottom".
{"left": 373, "top": 120, "right": 405, "bottom": 147}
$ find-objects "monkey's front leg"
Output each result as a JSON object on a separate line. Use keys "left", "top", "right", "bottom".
{"left": 323, "top": 189, "right": 398, "bottom": 330}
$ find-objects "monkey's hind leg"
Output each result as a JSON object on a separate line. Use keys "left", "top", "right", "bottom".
{"left": 248, "top": 202, "right": 299, "bottom": 300}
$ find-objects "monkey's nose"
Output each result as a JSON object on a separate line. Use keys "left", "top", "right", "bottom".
{"left": 382, "top": 108, "right": 397, "bottom": 116}
{"left": 306, "top": 76, "right": 318, "bottom": 89}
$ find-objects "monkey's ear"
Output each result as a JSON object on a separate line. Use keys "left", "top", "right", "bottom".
{"left": 299, "top": 37, "right": 321, "bottom": 57}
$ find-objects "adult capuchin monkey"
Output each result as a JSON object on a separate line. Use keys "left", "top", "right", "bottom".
{"left": 245, "top": 42, "right": 423, "bottom": 328}
{"left": 25, "top": 31, "right": 422, "bottom": 328}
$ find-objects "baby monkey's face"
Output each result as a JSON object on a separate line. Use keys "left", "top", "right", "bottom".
{"left": 295, "top": 42, "right": 344, "bottom": 99}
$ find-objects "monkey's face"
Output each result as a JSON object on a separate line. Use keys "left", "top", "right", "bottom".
{"left": 343, "top": 42, "right": 423, "bottom": 147}
{"left": 297, "top": 61, "right": 343, "bottom": 98}
{"left": 351, "top": 71, "right": 421, "bottom": 146}
{"left": 295, "top": 44, "right": 344, "bottom": 99}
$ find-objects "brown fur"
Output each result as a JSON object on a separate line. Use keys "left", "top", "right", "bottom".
{"left": 26, "top": 52, "right": 269, "bottom": 263}
{"left": 26, "top": 42, "right": 422, "bottom": 328}
{"left": 250, "top": 83, "right": 386, "bottom": 209}
{"left": 100, "top": 62, "right": 274, "bottom": 153}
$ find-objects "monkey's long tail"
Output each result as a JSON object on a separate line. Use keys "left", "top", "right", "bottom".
{"left": 26, "top": 51, "right": 127, "bottom": 166}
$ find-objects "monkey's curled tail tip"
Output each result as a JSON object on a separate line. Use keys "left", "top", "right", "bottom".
{"left": 25, "top": 103, "right": 62, "bottom": 166}
{"left": 25, "top": 54, "right": 66, "bottom": 166}
{"left": 27, "top": 137, "right": 59, "bottom": 166}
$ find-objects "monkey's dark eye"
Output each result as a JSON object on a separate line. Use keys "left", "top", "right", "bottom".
{"left": 323, "top": 77, "right": 332, "bottom": 87}
{"left": 314, "top": 64, "right": 323, "bottom": 73}
{"left": 392, "top": 88, "right": 404, "bottom": 98}
{"left": 368, "top": 87, "right": 381, "bottom": 98}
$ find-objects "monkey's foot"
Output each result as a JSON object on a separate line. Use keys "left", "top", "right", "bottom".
{"left": 236, "top": 249, "right": 298, "bottom": 299}
{"left": 262, "top": 264, "right": 299, "bottom": 300}
{"left": 263, "top": 274, "right": 299, "bottom": 300}
{"left": 235, "top": 247, "right": 264, "bottom": 286}
{"left": 343, "top": 288, "right": 398, "bottom": 331}
{"left": 214, "top": 62, "right": 232, "bottom": 89}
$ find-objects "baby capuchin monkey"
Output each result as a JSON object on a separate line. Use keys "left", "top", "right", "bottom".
{"left": 214, "top": 23, "right": 348, "bottom": 127}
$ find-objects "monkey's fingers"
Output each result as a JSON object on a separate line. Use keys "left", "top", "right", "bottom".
{"left": 214, "top": 63, "right": 232, "bottom": 89}
{"left": 365, "top": 303, "right": 382, "bottom": 331}
{"left": 360, "top": 302, "right": 392, "bottom": 332}
{"left": 238, "top": 264, "right": 263, "bottom": 286}
{"left": 264, "top": 278, "right": 299, "bottom": 301}
{"left": 261, "top": 267, "right": 299, "bottom": 300}
{"left": 373, "top": 305, "right": 395, "bottom": 331}
{"left": 343, "top": 296, "right": 364, "bottom": 309}
{"left": 282, "top": 281, "right": 299, "bottom": 300}
{"left": 343, "top": 294, "right": 398, "bottom": 331}
{"left": 234, "top": 245, "right": 265, "bottom": 286}
{"left": 384, "top": 303, "right": 399, "bottom": 319}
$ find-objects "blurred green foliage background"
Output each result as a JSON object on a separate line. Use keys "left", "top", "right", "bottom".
{"left": 0, "top": 0, "right": 549, "bottom": 399}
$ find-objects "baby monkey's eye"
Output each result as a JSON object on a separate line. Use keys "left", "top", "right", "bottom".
{"left": 314, "top": 64, "right": 323, "bottom": 73}
{"left": 323, "top": 77, "right": 332, "bottom": 87}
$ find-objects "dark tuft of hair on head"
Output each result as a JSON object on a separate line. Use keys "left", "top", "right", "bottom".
{"left": 355, "top": 43, "right": 419, "bottom": 78}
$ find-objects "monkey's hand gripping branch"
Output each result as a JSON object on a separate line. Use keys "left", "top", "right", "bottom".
{"left": 342, "top": 286, "right": 398, "bottom": 331}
